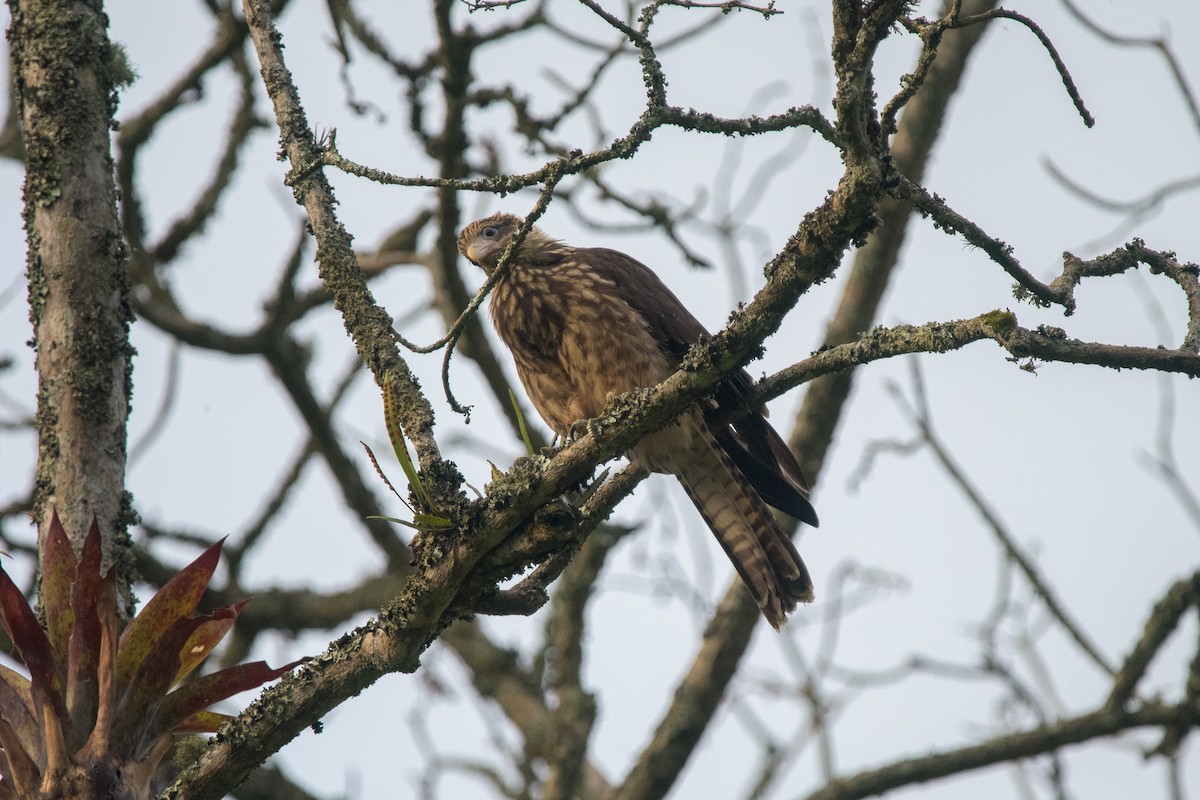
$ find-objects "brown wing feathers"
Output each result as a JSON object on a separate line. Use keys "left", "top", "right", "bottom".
{"left": 458, "top": 213, "right": 819, "bottom": 628}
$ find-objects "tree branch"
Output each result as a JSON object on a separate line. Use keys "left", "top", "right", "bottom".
{"left": 803, "top": 701, "right": 1197, "bottom": 800}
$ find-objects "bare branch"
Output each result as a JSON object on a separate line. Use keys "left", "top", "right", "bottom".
{"left": 1059, "top": 0, "right": 1200, "bottom": 132}
{"left": 951, "top": 8, "right": 1094, "bottom": 127}
{"left": 1107, "top": 572, "right": 1200, "bottom": 709}
{"left": 803, "top": 702, "right": 1198, "bottom": 800}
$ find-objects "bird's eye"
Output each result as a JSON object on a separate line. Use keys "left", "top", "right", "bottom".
{"left": 482, "top": 226, "right": 498, "bottom": 238}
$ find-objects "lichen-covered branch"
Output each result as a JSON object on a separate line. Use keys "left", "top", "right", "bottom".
{"left": 10, "top": 0, "right": 136, "bottom": 592}
{"left": 239, "top": 0, "right": 442, "bottom": 473}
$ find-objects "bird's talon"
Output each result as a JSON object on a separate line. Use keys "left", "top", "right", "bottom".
{"left": 566, "top": 418, "right": 594, "bottom": 443}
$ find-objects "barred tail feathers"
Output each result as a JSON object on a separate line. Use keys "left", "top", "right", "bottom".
{"left": 674, "top": 427, "right": 814, "bottom": 629}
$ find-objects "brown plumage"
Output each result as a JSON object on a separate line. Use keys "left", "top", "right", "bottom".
{"left": 458, "top": 213, "right": 819, "bottom": 628}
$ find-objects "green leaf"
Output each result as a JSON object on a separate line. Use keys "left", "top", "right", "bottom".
{"left": 365, "top": 514, "right": 452, "bottom": 531}
{"left": 365, "top": 515, "right": 418, "bottom": 528}
{"left": 383, "top": 374, "right": 430, "bottom": 508}
{"left": 509, "top": 388, "right": 536, "bottom": 456}
{"left": 115, "top": 538, "right": 224, "bottom": 696}
{"left": 40, "top": 511, "right": 76, "bottom": 677}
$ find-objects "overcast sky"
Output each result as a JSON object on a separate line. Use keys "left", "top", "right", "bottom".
{"left": 1, "top": 1, "right": 1198, "bottom": 798}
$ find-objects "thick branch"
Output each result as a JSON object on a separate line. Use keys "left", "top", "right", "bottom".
{"left": 11, "top": 0, "right": 136, "bottom": 585}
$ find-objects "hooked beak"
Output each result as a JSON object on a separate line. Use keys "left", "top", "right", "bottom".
{"left": 465, "top": 238, "right": 501, "bottom": 271}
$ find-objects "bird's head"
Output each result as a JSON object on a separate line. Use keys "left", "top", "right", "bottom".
{"left": 458, "top": 213, "right": 556, "bottom": 274}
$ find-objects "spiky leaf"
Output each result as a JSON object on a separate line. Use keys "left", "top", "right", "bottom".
{"left": 112, "top": 614, "right": 208, "bottom": 760}
{"left": 0, "top": 664, "right": 41, "bottom": 769}
{"left": 509, "top": 388, "right": 536, "bottom": 456}
{"left": 148, "top": 658, "right": 303, "bottom": 744}
{"left": 40, "top": 512, "right": 77, "bottom": 675}
{"left": 0, "top": 558, "right": 70, "bottom": 741}
{"left": 361, "top": 442, "right": 407, "bottom": 507}
{"left": 115, "top": 539, "right": 224, "bottom": 694}
{"left": 66, "top": 520, "right": 105, "bottom": 745}
{"left": 172, "top": 710, "right": 231, "bottom": 734}
{"left": 383, "top": 373, "right": 430, "bottom": 507}
{"left": 76, "top": 573, "right": 119, "bottom": 766}
{"left": 173, "top": 600, "right": 248, "bottom": 686}
{"left": 0, "top": 717, "right": 38, "bottom": 799}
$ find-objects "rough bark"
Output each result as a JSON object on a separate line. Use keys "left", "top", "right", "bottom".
{"left": 8, "top": 0, "right": 136, "bottom": 587}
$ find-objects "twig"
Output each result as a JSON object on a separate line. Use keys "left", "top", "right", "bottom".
{"left": 657, "top": 0, "right": 781, "bottom": 18}
{"left": 1059, "top": 0, "right": 1200, "bottom": 132}
{"left": 750, "top": 313, "right": 1200, "bottom": 413}
{"left": 802, "top": 702, "right": 1197, "bottom": 800}
{"left": 882, "top": 0, "right": 963, "bottom": 135}
{"left": 1107, "top": 572, "right": 1200, "bottom": 709}
{"left": 952, "top": 8, "right": 1094, "bottom": 127}
{"left": 898, "top": 176, "right": 1200, "bottom": 335}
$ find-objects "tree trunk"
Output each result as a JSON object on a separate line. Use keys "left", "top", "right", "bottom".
{"left": 8, "top": 0, "right": 136, "bottom": 606}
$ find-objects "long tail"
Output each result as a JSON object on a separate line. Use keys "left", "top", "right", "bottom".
{"left": 673, "top": 425, "right": 814, "bottom": 629}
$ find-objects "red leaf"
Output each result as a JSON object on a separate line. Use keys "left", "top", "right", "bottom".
{"left": 148, "top": 658, "right": 303, "bottom": 745}
{"left": 75, "top": 574, "right": 118, "bottom": 767}
{"left": 0, "top": 718, "right": 38, "bottom": 798}
{"left": 115, "top": 538, "right": 224, "bottom": 695}
{"left": 0, "top": 551, "right": 53, "bottom": 676}
{"left": 66, "top": 519, "right": 105, "bottom": 745}
{"left": 0, "top": 559, "right": 69, "bottom": 739}
{"left": 173, "top": 600, "right": 248, "bottom": 686}
{"left": 40, "top": 511, "right": 77, "bottom": 674}
{"left": 111, "top": 615, "right": 205, "bottom": 760}
{"left": 0, "top": 664, "right": 42, "bottom": 769}
{"left": 39, "top": 693, "right": 68, "bottom": 778}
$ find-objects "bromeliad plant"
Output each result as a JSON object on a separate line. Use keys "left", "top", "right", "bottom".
{"left": 0, "top": 512, "right": 302, "bottom": 799}
{"left": 360, "top": 372, "right": 453, "bottom": 532}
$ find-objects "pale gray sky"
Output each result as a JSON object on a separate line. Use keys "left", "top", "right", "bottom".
{"left": 1, "top": 1, "right": 1198, "bottom": 798}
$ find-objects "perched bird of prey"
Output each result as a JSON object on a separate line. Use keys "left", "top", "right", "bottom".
{"left": 458, "top": 213, "right": 819, "bottom": 628}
